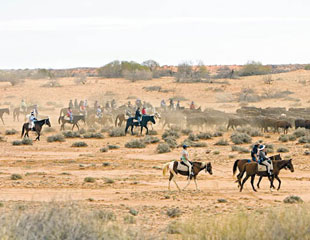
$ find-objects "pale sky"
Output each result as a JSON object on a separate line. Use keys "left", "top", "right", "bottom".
{"left": 0, "top": 0, "right": 310, "bottom": 69}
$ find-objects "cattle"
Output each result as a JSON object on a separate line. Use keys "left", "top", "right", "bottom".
{"left": 295, "top": 119, "right": 306, "bottom": 129}
{"left": 275, "top": 120, "right": 292, "bottom": 134}
{"left": 227, "top": 118, "right": 250, "bottom": 130}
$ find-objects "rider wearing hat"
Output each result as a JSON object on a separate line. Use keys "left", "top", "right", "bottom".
{"left": 181, "top": 145, "right": 194, "bottom": 177}
{"left": 29, "top": 111, "right": 37, "bottom": 129}
{"left": 258, "top": 145, "right": 273, "bottom": 176}
{"left": 251, "top": 143, "right": 260, "bottom": 162}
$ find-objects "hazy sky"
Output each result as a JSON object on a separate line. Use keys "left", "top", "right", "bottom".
{"left": 1, "top": 0, "right": 309, "bottom": 69}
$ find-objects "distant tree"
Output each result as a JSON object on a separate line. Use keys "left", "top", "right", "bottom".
{"left": 175, "top": 61, "right": 209, "bottom": 83}
{"left": 238, "top": 61, "right": 271, "bottom": 76}
{"left": 97, "top": 60, "right": 122, "bottom": 78}
{"left": 142, "top": 60, "right": 160, "bottom": 71}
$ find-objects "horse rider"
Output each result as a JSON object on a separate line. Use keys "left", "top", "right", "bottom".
{"left": 135, "top": 107, "right": 142, "bottom": 126}
{"left": 190, "top": 101, "right": 195, "bottom": 110}
{"left": 160, "top": 99, "right": 166, "bottom": 110}
{"left": 20, "top": 99, "right": 27, "bottom": 112}
{"left": 33, "top": 105, "right": 39, "bottom": 118}
{"left": 258, "top": 145, "right": 273, "bottom": 176}
{"left": 136, "top": 99, "right": 142, "bottom": 108}
{"left": 142, "top": 107, "right": 147, "bottom": 116}
{"left": 79, "top": 100, "right": 84, "bottom": 111}
{"left": 181, "top": 145, "right": 194, "bottom": 177}
{"left": 127, "top": 101, "right": 132, "bottom": 108}
{"left": 69, "top": 100, "right": 73, "bottom": 109}
{"left": 67, "top": 107, "right": 73, "bottom": 123}
{"left": 251, "top": 143, "right": 260, "bottom": 162}
{"left": 94, "top": 100, "right": 98, "bottom": 110}
{"left": 105, "top": 101, "right": 110, "bottom": 109}
{"left": 84, "top": 99, "right": 88, "bottom": 109}
{"left": 74, "top": 99, "right": 79, "bottom": 109}
{"left": 111, "top": 99, "right": 116, "bottom": 109}
{"left": 96, "top": 105, "right": 103, "bottom": 118}
{"left": 29, "top": 111, "right": 37, "bottom": 129}
{"left": 176, "top": 100, "right": 181, "bottom": 110}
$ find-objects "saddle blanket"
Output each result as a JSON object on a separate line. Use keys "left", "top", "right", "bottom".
{"left": 177, "top": 161, "right": 192, "bottom": 172}
{"left": 257, "top": 161, "right": 273, "bottom": 172}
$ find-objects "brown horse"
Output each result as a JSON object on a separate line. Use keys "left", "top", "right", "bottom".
{"left": 58, "top": 115, "right": 85, "bottom": 131}
{"left": 233, "top": 154, "right": 282, "bottom": 184}
{"left": 163, "top": 161, "right": 213, "bottom": 191}
{"left": 238, "top": 159, "right": 294, "bottom": 192}
{"left": 115, "top": 113, "right": 126, "bottom": 127}
{"left": 0, "top": 108, "right": 10, "bottom": 125}
{"left": 13, "top": 105, "right": 37, "bottom": 122}
{"left": 21, "top": 118, "right": 51, "bottom": 141}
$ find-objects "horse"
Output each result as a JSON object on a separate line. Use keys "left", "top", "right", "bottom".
{"left": 13, "top": 105, "right": 38, "bottom": 122}
{"left": 238, "top": 159, "right": 294, "bottom": 192}
{"left": 125, "top": 115, "right": 156, "bottom": 135}
{"left": 0, "top": 108, "right": 10, "bottom": 125}
{"left": 233, "top": 154, "right": 282, "bottom": 186}
{"left": 58, "top": 115, "right": 85, "bottom": 131}
{"left": 115, "top": 113, "right": 126, "bottom": 127}
{"left": 21, "top": 118, "right": 51, "bottom": 141}
{"left": 87, "top": 113, "right": 113, "bottom": 127}
{"left": 163, "top": 161, "right": 213, "bottom": 191}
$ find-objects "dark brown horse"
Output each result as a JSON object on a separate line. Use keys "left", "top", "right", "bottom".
{"left": 58, "top": 115, "right": 85, "bottom": 131}
{"left": 233, "top": 154, "right": 282, "bottom": 184}
{"left": 21, "top": 118, "right": 51, "bottom": 141}
{"left": 163, "top": 161, "right": 213, "bottom": 191}
{"left": 0, "top": 108, "right": 10, "bottom": 125}
{"left": 238, "top": 159, "right": 294, "bottom": 192}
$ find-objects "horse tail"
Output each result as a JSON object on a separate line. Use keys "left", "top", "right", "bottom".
{"left": 59, "top": 108, "right": 64, "bottom": 117}
{"left": 115, "top": 115, "right": 119, "bottom": 127}
{"left": 233, "top": 160, "right": 239, "bottom": 176}
{"left": 163, "top": 162, "right": 170, "bottom": 176}
{"left": 21, "top": 124, "right": 25, "bottom": 138}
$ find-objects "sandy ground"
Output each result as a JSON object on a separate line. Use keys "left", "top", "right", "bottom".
{"left": 0, "top": 70, "right": 310, "bottom": 232}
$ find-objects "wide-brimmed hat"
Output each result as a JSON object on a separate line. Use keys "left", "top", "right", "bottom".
{"left": 258, "top": 145, "right": 265, "bottom": 150}
{"left": 183, "top": 145, "right": 188, "bottom": 149}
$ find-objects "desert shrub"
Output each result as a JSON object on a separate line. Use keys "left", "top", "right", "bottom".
{"left": 157, "top": 143, "right": 171, "bottom": 153}
{"left": 182, "top": 139, "right": 207, "bottom": 148}
{"left": 188, "top": 133, "right": 199, "bottom": 141}
{"left": 87, "top": 128, "right": 97, "bottom": 133}
{"left": 213, "top": 151, "right": 220, "bottom": 155}
{"left": 304, "top": 65, "right": 310, "bottom": 70}
{"left": 62, "top": 131, "right": 80, "bottom": 138}
{"left": 5, "top": 129, "right": 17, "bottom": 135}
{"left": 175, "top": 62, "right": 209, "bottom": 83}
{"left": 84, "top": 177, "right": 96, "bottom": 183}
{"left": 283, "top": 195, "right": 303, "bottom": 204}
{"left": 236, "top": 126, "right": 262, "bottom": 137}
{"left": 109, "top": 127, "right": 125, "bottom": 137}
{"left": 230, "top": 132, "right": 252, "bottom": 144}
{"left": 213, "top": 131, "right": 223, "bottom": 137}
{"left": 12, "top": 140, "right": 22, "bottom": 146}
{"left": 74, "top": 75, "right": 87, "bottom": 85}
{"left": 72, "top": 142, "right": 88, "bottom": 147}
{"left": 83, "top": 132, "right": 104, "bottom": 139}
{"left": 108, "top": 145, "right": 120, "bottom": 149}
{"left": 47, "top": 134, "right": 65, "bottom": 142}
{"left": 231, "top": 145, "right": 250, "bottom": 153}
{"left": 123, "top": 215, "right": 136, "bottom": 224}
{"left": 123, "top": 69, "right": 152, "bottom": 81}
{"left": 143, "top": 85, "right": 161, "bottom": 92}
{"left": 0, "top": 136, "right": 6, "bottom": 142}
{"left": 100, "top": 147, "right": 108, "bottom": 153}
{"left": 214, "top": 66, "right": 234, "bottom": 79}
{"left": 100, "top": 126, "right": 112, "bottom": 133}
{"left": 167, "top": 208, "right": 182, "bottom": 218}
{"left": 215, "top": 138, "right": 229, "bottom": 146}
{"left": 196, "top": 132, "right": 212, "bottom": 140}
{"left": 41, "top": 80, "right": 61, "bottom": 88}
{"left": 78, "top": 128, "right": 87, "bottom": 134}
{"left": 162, "top": 129, "right": 180, "bottom": 139}
{"left": 164, "top": 136, "right": 178, "bottom": 148}
{"left": 303, "top": 144, "right": 310, "bottom": 148}
{"left": 288, "top": 134, "right": 297, "bottom": 141}
{"left": 293, "top": 129, "right": 307, "bottom": 138}
{"left": 278, "top": 134, "right": 289, "bottom": 142}
{"left": 11, "top": 174, "right": 22, "bottom": 180}
{"left": 104, "top": 178, "right": 114, "bottom": 184}
{"left": 298, "top": 136, "right": 310, "bottom": 144}
{"left": 238, "top": 61, "right": 272, "bottom": 76}
{"left": 277, "top": 147, "right": 289, "bottom": 153}
{"left": 21, "top": 138, "right": 33, "bottom": 145}
{"left": 265, "top": 144, "right": 274, "bottom": 153}
{"left": 148, "top": 130, "right": 158, "bottom": 135}
{"left": 143, "top": 136, "right": 160, "bottom": 144}
{"left": 181, "top": 128, "right": 192, "bottom": 135}
{"left": 125, "top": 139, "right": 146, "bottom": 148}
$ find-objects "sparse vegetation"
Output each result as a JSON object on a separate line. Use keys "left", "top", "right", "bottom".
{"left": 277, "top": 147, "right": 289, "bottom": 153}
{"left": 164, "top": 136, "right": 178, "bottom": 149}
{"left": 278, "top": 134, "right": 289, "bottom": 142}
{"left": 294, "top": 129, "right": 307, "bottom": 138}
{"left": 196, "top": 132, "right": 212, "bottom": 140}
{"left": 236, "top": 126, "right": 262, "bottom": 137}
{"left": 231, "top": 145, "right": 250, "bottom": 153}
{"left": 72, "top": 141, "right": 88, "bottom": 147}
{"left": 62, "top": 131, "right": 80, "bottom": 138}
{"left": 11, "top": 174, "right": 22, "bottom": 180}
{"left": 167, "top": 208, "right": 182, "bottom": 218}
{"left": 47, "top": 134, "right": 65, "bottom": 142}
{"left": 109, "top": 127, "right": 125, "bottom": 137}
{"left": 5, "top": 129, "right": 17, "bottom": 135}
{"left": 12, "top": 138, "right": 33, "bottom": 146}
{"left": 84, "top": 177, "right": 96, "bottom": 183}
{"left": 188, "top": 133, "right": 199, "bottom": 141}
{"left": 125, "top": 139, "right": 146, "bottom": 148}
{"left": 83, "top": 132, "right": 104, "bottom": 139}
{"left": 230, "top": 132, "right": 252, "bottom": 144}
{"left": 181, "top": 128, "right": 192, "bottom": 135}
{"left": 100, "top": 147, "right": 108, "bottom": 152}
{"left": 162, "top": 129, "right": 180, "bottom": 139}
{"left": 299, "top": 136, "right": 310, "bottom": 144}
{"left": 143, "top": 135, "right": 160, "bottom": 144}
{"left": 157, "top": 143, "right": 171, "bottom": 153}
{"left": 108, "top": 145, "right": 120, "bottom": 149}
{"left": 238, "top": 61, "right": 272, "bottom": 76}
{"left": 215, "top": 138, "right": 229, "bottom": 146}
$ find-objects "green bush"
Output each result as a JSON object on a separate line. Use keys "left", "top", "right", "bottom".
{"left": 278, "top": 134, "right": 289, "bottom": 142}
{"left": 5, "top": 129, "right": 17, "bottom": 135}
{"left": 181, "top": 129, "right": 193, "bottom": 135}
{"left": 293, "top": 129, "right": 307, "bottom": 138}
{"left": 231, "top": 145, "right": 250, "bottom": 153}
{"left": 188, "top": 133, "right": 199, "bottom": 141}
{"left": 238, "top": 61, "right": 272, "bottom": 76}
{"left": 236, "top": 126, "right": 262, "bottom": 137}
{"left": 157, "top": 143, "right": 171, "bottom": 153}
{"left": 84, "top": 177, "right": 96, "bottom": 183}
{"left": 100, "top": 147, "right": 108, "bottom": 153}
{"left": 107, "top": 145, "right": 120, "bottom": 149}
{"left": 12, "top": 140, "right": 22, "bottom": 146}
{"left": 230, "top": 132, "right": 252, "bottom": 144}
{"left": 277, "top": 147, "right": 289, "bottom": 153}
{"left": 148, "top": 130, "right": 158, "bottom": 135}
{"left": 162, "top": 129, "right": 180, "bottom": 139}
{"left": 109, "top": 127, "right": 125, "bottom": 137}
{"left": 21, "top": 138, "right": 33, "bottom": 145}
{"left": 62, "top": 131, "right": 80, "bottom": 138}
{"left": 215, "top": 138, "right": 229, "bottom": 146}
{"left": 288, "top": 134, "right": 297, "bottom": 141}
{"left": 182, "top": 139, "right": 207, "bottom": 148}
{"left": 11, "top": 174, "right": 22, "bottom": 180}
{"left": 72, "top": 142, "right": 88, "bottom": 147}
{"left": 47, "top": 134, "right": 65, "bottom": 142}
{"left": 213, "top": 131, "right": 223, "bottom": 137}
{"left": 196, "top": 132, "right": 213, "bottom": 140}
{"left": 143, "top": 136, "right": 160, "bottom": 144}
{"left": 125, "top": 139, "right": 146, "bottom": 148}
{"left": 83, "top": 132, "right": 104, "bottom": 139}
{"left": 304, "top": 64, "right": 310, "bottom": 70}
{"left": 164, "top": 136, "right": 178, "bottom": 148}
{"left": 299, "top": 136, "right": 310, "bottom": 144}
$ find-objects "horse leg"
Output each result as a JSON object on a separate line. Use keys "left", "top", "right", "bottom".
{"left": 131, "top": 126, "right": 134, "bottom": 135}
{"left": 275, "top": 175, "right": 281, "bottom": 190}
{"left": 76, "top": 123, "right": 80, "bottom": 131}
{"left": 0, "top": 116, "right": 4, "bottom": 125}
{"left": 257, "top": 176, "right": 263, "bottom": 189}
{"left": 194, "top": 177, "right": 199, "bottom": 191}
{"left": 183, "top": 176, "right": 191, "bottom": 190}
{"left": 240, "top": 175, "right": 250, "bottom": 192}
{"left": 145, "top": 126, "right": 149, "bottom": 135}
{"left": 250, "top": 175, "right": 257, "bottom": 192}
{"left": 168, "top": 173, "right": 173, "bottom": 191}
{"left": 125, "top": 124, "right": 129, "bottom": 135}
{"left": 140, "top": 126, "right": 143, "bottom": 135}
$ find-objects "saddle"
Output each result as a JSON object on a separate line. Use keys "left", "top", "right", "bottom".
{"left": 257, "top": 161, "right": 273, "bottom": 172}
{"left": 177, "top": 161, "right": 193, "bottom": 172}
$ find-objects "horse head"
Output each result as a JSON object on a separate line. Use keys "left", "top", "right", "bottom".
{"left": 46, "top": 118, "right": 51, "bottom": 127}
{"left": 202, "top": 162, "right": 213, "bottom": 175}
{"left": 150, "top": 115, "right": 156, "bottom": 124}
{"left": 286, "top": 159, "right": 294, "bottom": 172}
